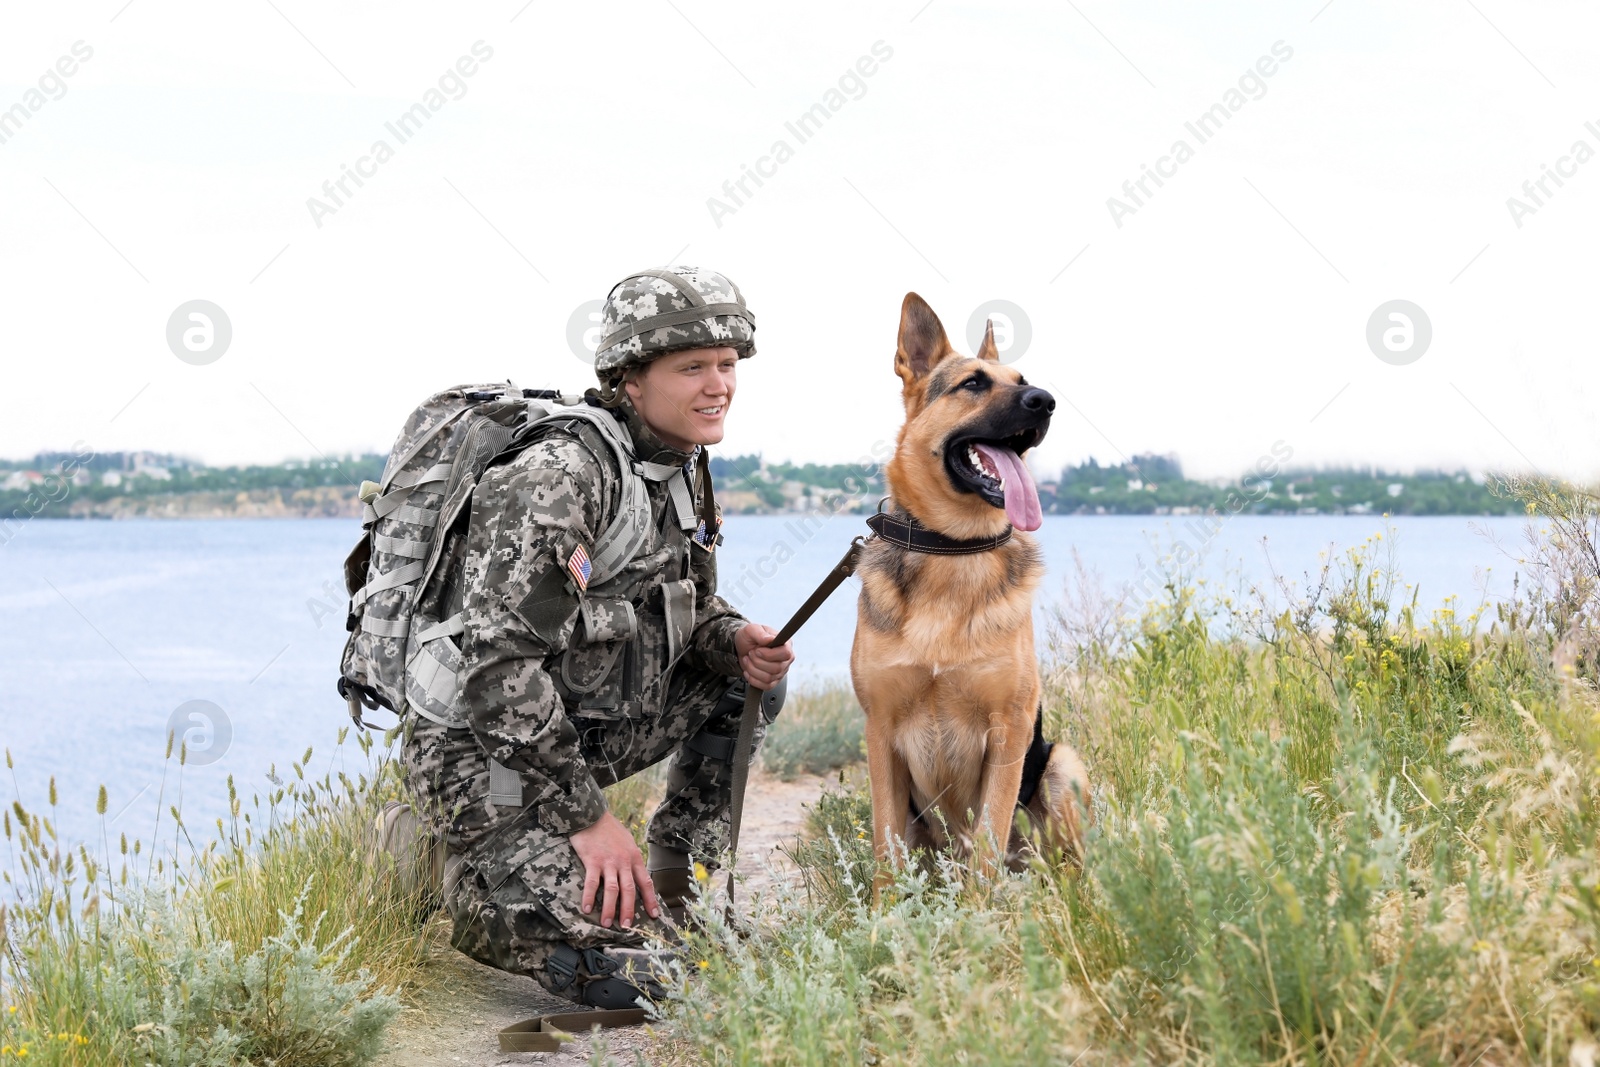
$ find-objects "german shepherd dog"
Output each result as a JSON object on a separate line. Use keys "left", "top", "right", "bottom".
{"left": 850, "top": 293, "right": 1090, "bottom": 888}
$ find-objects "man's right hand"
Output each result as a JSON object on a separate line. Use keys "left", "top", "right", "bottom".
{"left": 569, "top": 811, "right": 660, "bottom": 929}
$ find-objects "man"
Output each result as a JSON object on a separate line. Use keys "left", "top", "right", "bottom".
{"left": 432, "top": 265, "right": 794, "bottom": 1008}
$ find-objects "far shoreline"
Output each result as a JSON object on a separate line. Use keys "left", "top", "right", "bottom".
{"left": 15, "top": 507, "right": 1527, "bottom": 521}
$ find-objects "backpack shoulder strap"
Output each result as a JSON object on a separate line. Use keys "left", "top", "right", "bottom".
{"left": 520, "top": 406, "right": 652, "bottom": 588}
{"left": 565, "top": 409, "right": 701, "bottom": 537}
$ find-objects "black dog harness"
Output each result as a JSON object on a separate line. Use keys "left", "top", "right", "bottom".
{"left": 908, "top": 706, "right": 1055, "bottom": 825}
{"left": 1017, "top": 708, "right": 1055, "bottom": 807}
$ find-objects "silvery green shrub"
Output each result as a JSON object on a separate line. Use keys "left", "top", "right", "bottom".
{"left": 107, "top": 879, "right": 398, "bottom": 1067}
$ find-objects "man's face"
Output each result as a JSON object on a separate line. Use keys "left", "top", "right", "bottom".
{"left": 624, "top": 346, "right": 738, "bottom": 451}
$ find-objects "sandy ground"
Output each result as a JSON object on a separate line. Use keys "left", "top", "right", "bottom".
{"left": 375, "top": 767, "right": 833, "bottom": 1066}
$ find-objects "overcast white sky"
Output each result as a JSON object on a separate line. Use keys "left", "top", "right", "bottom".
{"left": 1, "top": 0, "right": 1596, "bottom": 481}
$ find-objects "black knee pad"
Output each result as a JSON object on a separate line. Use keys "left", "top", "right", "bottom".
{"left": 581, "top": 976, "right": 648, "bottom": 1009}
{"left": 692, "top": 676, "right": 790, "bottom": 762}
{"left": 686, "top": 684, "right": 743, "bottom": 763}
{"left": 759, "top": 674, "right": 788, "bottom": 724}
{"left": 545, "top": 944, "right": 661, "bottom": 1008}
{"left": 712, "top": 676, "right": 788, "bottom": 721}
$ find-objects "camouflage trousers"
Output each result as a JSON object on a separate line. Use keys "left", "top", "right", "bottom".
{"left": 438, "top": 665, "right": 757, "bottom": 999}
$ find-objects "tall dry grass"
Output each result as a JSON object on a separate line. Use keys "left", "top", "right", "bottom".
{"left": 0, "top": 726, "right": 423, "bottom": 1065}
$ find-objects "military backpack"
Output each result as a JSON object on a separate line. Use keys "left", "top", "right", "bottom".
{"left": 336, "top": 382, "right": 701, "bottom": 753}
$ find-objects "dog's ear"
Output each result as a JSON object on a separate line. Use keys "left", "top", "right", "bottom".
{"left": 975, "top": 317, "right": 1000, "bottom": 362}
{"left": 894, "top": 292, "right": 954, "bottom": 387}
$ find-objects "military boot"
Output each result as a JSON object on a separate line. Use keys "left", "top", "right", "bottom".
{"left": 649, "top": 865, "right": 700, "bottom": 929}
{"left": 375, "top": 800, "right": 448, "bottom": 922}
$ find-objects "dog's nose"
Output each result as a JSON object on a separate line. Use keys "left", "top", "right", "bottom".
{"left": 1019, "top": 387, "right": 1055, "bottom": 414}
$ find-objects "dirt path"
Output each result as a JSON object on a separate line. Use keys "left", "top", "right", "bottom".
{"left": 376, "top": 767, "right": 834, "bottom": 1066}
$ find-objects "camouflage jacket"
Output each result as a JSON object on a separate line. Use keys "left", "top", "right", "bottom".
{"left": 458, "top": 399, "right": 745, "bottom": 838}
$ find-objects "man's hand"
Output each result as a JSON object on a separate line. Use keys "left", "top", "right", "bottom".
{"left": 569, "top": 812, "right": 659, "bottom": 929}
{"left": 734, "top": 622, "right": 794, "bottom": 690}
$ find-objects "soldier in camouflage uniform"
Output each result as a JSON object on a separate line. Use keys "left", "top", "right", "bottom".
{"left": 409, "top": 266, "right": 793, "bottom": 1008}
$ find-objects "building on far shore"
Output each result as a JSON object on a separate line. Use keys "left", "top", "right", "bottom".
{"left": 1, "top": 471, "right": 42, "bottom": 492}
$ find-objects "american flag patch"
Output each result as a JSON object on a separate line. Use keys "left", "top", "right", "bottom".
{"left": 693, "top": 519, "right": 713, "bottom": 549}
{"left": 566, "top": 544, "right": 592, "bottom": 591}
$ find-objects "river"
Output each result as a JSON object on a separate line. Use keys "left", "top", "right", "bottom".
{"left": 0, "top": 513, "right": 1531, "bottom": 851}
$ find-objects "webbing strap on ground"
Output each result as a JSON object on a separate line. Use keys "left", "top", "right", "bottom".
{"left": 497, "top": 1007, "right": 648, "bottom": 1052}
{"left": 727, "top": 536, "right": 866, "bottom": 904}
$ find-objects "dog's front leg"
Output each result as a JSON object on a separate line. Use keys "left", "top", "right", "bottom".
{"left": 974, "top": 707, "right": 1031, "bottom": 878}
{"left": 864, "top": 713, "right": 911, "bottom": 901}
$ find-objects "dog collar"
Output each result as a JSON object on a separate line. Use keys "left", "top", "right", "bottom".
{"left": 865, "top": 512, "right": 1012, "bottom": 555}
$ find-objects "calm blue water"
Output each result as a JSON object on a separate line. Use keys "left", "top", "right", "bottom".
{"left": 0, "top": 514, "right": 1528, "bottom": 851}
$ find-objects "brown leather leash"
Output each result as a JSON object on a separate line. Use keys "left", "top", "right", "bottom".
{"left": 726, "top": 535, "right": 867, "bottom": 905}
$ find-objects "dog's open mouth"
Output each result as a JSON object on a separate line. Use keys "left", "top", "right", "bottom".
{"left": 948, "top": 430, "right": 1044, "bottom": 531}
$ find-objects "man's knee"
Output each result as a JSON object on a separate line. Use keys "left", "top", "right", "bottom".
{"left": 541, "top": 943, "right": 675, "bottom": 1009}
{"left": 444, "top": 859, "right": 568, "bottom": 985}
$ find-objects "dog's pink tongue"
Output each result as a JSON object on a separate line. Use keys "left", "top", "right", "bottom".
{"left": 974, "top": 444, "right": 1042, "bottom": 531}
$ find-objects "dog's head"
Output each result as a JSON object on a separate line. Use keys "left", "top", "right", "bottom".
{"left": 884, "top": 293, "right": 1054, "bottom": 538}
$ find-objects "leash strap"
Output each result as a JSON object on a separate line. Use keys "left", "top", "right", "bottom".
{"left": 727, "top": 536, "right": 867, "bottom": 904}
{"left": 498, "top": 1007, "right": 648, "bottom": 1052}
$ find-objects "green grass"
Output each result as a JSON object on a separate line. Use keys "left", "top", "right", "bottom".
{"left": 762, "top": 681, "right": 866, "bottom": 780}
{"left": 0, "top": 727, "right": 424, "bottom": 1065}
{"left": 655, "top": 483, "right": 1600, "bottom": 1066}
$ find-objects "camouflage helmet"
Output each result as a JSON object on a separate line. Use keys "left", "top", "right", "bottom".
{"left": 593, "top": 265, "right": 756, "bottom": 378}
